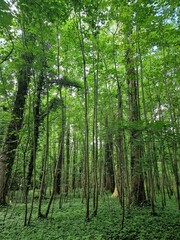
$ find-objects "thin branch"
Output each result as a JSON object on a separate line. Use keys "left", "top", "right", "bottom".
{"left": 0, "top": 28, "right": 14, "bottom": 64}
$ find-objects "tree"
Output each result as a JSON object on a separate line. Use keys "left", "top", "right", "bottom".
{"left": 0, "top": 53, "right": 33, "bottom": 205}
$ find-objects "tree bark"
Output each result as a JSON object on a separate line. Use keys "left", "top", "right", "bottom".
{"left": 78, "top": 12, "right": 90, "bottom": 220}
{"left": 0, "top": 53, "right": 33, "bottom": 205}
{"left": 125, "top": 36, "right": 146, "bottom": 205}
{"left": 104, "top": 117, "right": 115, "bottom": 194}
{"left": 65, "top": 126, "right": 70, "bottom": 198}
{"left": 24, "top": 73, "right": 44, "bottom": 199}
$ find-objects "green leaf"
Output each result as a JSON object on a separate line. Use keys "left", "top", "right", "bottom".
{"left": 0, "top": 0, "right": 13, "bottom": 27}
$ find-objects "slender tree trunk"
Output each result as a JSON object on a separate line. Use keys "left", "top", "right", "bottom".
{"left": 45, "top": 133, "right": 64, "bottom": 217}
{"left": 65, "top": 126, "right": 70, "bottom": 198}
{"left": 112, "top": 31, "right": 125, "bottom": 214}
{"left": 24, "top": 73, "right": 44, "bottom": 199}
{"left": 92, "top": 31, "right": 99, "bottom": 217}
{"left": 104, "top": 117, "right": 115, "bottom": 194}
{"left": 72, "top": 136, "right": 77, "bottom": 196}
{"left": 162, "top": 47, "right": 180, "bottom": 210}
{"left": 136, "top": 29, "right": 156, "bottom": 213}
{"left": 78, "top": 12, "right": 90, "bottom": 220}
{"left": 38, "top": 70, "right": 49, "bottom": 218}
{"left": 99, "top": 122, "right": 104, "bottom": 196}
{"left": 55, "top": 132, "right": 64, "bottom": 196}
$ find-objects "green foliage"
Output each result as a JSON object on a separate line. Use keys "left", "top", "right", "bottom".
{"left": 0, "top": 0, "right": 13, "bottom": 27}
{"left": 0, "top": 0, "right": 179, "bottom": 238}
{"left": 0, "top": 196, "right": 179, "bottom": 240}
{"left": 50, "top": 76, "right": 83, "bottom": 89}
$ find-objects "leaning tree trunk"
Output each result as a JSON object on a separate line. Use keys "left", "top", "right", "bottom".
{"left": 125, "top": 34, "right": 146, "bottom": 206}
{"left": 0, "top": 53, "right": 33, "bottom": 205}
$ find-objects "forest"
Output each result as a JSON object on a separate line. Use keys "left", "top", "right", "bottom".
{"left": 0, "top": 0, "right": 179, "bottom": 239}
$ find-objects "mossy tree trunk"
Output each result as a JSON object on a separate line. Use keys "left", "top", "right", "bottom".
{"left": 24, "top": 73, "right": 44, "bottom": 199}
{"left": 0, "top": 54, "right": 33, "bottom": 205}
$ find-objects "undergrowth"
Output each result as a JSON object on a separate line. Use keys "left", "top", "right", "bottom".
{"left": 0, "top": 194, "right": 179, "bottom": 240}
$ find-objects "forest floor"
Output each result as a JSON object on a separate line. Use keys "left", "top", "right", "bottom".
{"left": 0, "top": 194, "right": 179, "bottom": 240}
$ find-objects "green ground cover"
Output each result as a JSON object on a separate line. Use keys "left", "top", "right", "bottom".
{"left": 0, "top": 195, "right": 179, "bottom": 240}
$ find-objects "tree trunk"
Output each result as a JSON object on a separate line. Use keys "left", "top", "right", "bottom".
{"left": 55, "top": 132, "right": 64, "bottom": 195}
{"left": 0, "top": 54, "right": 33, "bottom": 205}
{"left": 65, "top": 126, "right": 70, "bottom": 198}
{"left": 24, "top": 73, "right": 44, "bottom": 199}
{"left": 104, "top": 117, "right": 115, "bottom": 194}
{"left": 72, "top": 136, "right": 77, "bottom": 196}
{"left": 92, "top": 31, "right": 99, "bottom": 217}
{"left": 125, "top": 35, "right": 146, "bottom": 205}
{"left": 78, "top": 11, "right": 90, "bottom": 220}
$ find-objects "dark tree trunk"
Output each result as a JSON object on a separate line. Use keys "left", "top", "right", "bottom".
{"left": 116, "top": 83, "right": 125, "bottom": 206}
{"left": 125, "top": 37, "right": 146, "bottom": 206}
{"left": 24, "top": 73, "right": 44, "bottom": 198}
{"left": 72, "top": 137, "right": 77, "bottom": 194}
{"left": 65, "top": 126, "right": 70, "bottom": 198}
{"left": 0, "top": 54, "right": 33, "bottom": 205}
{"left": 104, "top": 117, "right": 115, "bottom": 194}
{"left": 55, "top": 133, "right": 64, "bottom": 196}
